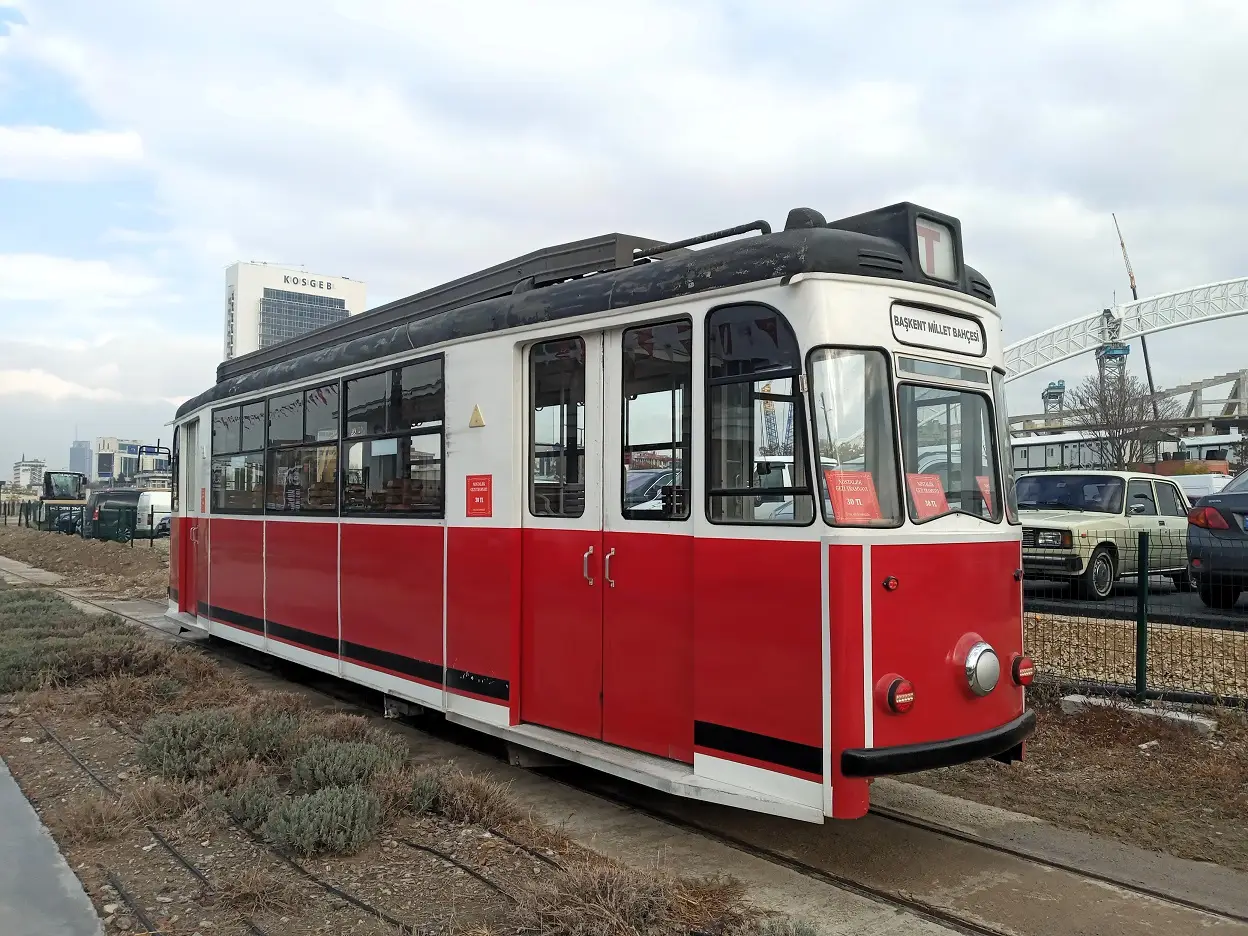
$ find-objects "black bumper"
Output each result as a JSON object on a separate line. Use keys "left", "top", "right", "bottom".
{"left": 1022, "top": 553, "right": 1083, "bottom": 576}
{"left": 840, "top": 710, "right": 1037, "bottom": 778}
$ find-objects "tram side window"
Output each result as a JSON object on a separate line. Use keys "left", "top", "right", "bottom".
{"left": 530, "top": 337, "right": 586, "bottom": 518}
{"left": 267, "top": 446, "right": 339, "bottom": 513}
{"left": 211, "top": 401, "right": 266, "bottom": 513}
{"left": 622, "top": 320, "right": 692, "bottom": 520}
{"left": 266, "top": 383, "right": 342, "bottom": 515}
{"left": 304, "top": 384, "right": 340, "bottom": 443}
{"left": 341, "top": 356, "right": 444, "bottom": 516}
{"left": 705, "top": 304, "right": 814, "bottom": 524}
{"left": 807, "top": 349, "right": 901, "bottom": 526}
{"left": 897, "top": 384, "right": 1000, "bottom": 523}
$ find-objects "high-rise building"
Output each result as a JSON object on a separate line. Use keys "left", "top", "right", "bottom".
{"left": 12, "top": 455, "right": 46, "bottom": 489}
{"left": 224, "top": 262, "right": 366, "bottom": 360}
{"left": 93, "top": 437, "right": 142, "bottom": 483}
{"left": 69, "top": 439, "right": 91, "bottom": 477}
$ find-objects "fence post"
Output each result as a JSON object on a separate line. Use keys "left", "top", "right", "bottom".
{"left": 149, "top": 507, "right": 154, "bottom": 549}
{"left": 1135, "top": 530, "right": 1150, "bottom": 700}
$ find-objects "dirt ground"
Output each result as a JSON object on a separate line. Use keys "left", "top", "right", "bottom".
{"left": 906, "top": 690, "right": 1248, "bottom": 871}
{"left": 0, "top": 525, "right": 167, "bottom": 599}
{"left": 5, "top": 526, "right": 1248, "bottom": 877}
{"left": 0, "top": 583, "right": 772, "bottom": 936}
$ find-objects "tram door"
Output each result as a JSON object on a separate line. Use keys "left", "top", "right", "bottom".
{"left": 521, "top": 334, "right": 606, "bottom": 738}
{"left": 179, "top": 419, "right": 201, "bottom": 617}
{"left": 521, "top": 324, "right": 695, "bottom": 762}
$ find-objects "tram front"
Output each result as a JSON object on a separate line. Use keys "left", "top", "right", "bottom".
{"left": 785, "top": 207, "right": 1035, "bottom": 819}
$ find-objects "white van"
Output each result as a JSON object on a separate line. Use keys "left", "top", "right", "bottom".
{"left": 1173, "top": 474, "right": 1232, "bottom": 504}
{"left": 136, "top": 490, "right": 172, "bottom": 537}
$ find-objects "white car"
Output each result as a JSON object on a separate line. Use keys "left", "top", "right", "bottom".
{"left": 1017, "top": 470, "right": 1192, "bottom": 600}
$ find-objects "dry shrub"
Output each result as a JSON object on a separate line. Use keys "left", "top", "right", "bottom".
{"left": 370, "top": 764, "right": 442, "bottom": 825}
{"left": 58, "top": 795, "right": 134, "bottom": 845}
{"left": 299, "top": 710, "right": 373, "bottom": 742}
{"left": 121, "top": 777, "right": 202, "bottom": 824}
{"left": 217, "top": 866, "right": 303, "bottom": 915}
{"left": 95, "top": 673, "right": 185, "bottom": 717}
{"left": 512, "top": 859, "right": 751, "bottom": 936}
{"left": 263, "top": 785, "right": 380, "bottom": 857}
{"left": 243, "top": 690, "right": 316, "bottom": 716}
{"left": 439, "top": 769, "right": 522, "bottom": 828}
{"left": 204, "top": 757, "right": 268, "bottom": 792}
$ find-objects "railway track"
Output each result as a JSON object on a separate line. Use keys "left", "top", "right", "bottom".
{"left": 4, "top": 569, "right": 1247, "bottom": 936}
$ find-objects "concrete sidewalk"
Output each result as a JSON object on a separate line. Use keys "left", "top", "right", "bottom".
{"left": 0, "top": 758, "right": 102, "bottom": 936}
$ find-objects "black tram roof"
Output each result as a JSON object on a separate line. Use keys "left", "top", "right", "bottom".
{"left": 178, "top": 202, "right": 994, "bottom": 420}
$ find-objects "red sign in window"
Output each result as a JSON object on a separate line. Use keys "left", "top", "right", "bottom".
{"left": 466, "top": 474, "right": 492, "bottom": 518}
{"left": 823, "top": 470, "right": 882, "bottom": 522}
{"left": 906, "top": 473, "right": 949, "bottom": 519}
{"left": 975, "top": 475, "right": 993, "bottom": 506}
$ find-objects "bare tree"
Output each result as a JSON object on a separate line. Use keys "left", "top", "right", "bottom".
{"left": 1065, "top": 371, "right": 1179, "bottom": 470}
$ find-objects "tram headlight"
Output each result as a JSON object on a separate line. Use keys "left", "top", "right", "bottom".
{"left": 965, "top": 642, "right": 1000, "bottom": 697}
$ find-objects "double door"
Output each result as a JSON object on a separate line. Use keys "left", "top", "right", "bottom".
{"left": 520, "top": 323, "right": 695, "bottom": 763}
{"left": 177, "top": 418, "right": 209, "bottom": 618}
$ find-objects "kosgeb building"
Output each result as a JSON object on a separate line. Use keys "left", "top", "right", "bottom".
{"left": 224, "top": 262, "right": 367, "bottom": 360}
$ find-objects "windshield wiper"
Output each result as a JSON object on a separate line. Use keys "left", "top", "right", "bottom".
{"left": 1023, "top": 500, "right": 1080, "bottom": 510}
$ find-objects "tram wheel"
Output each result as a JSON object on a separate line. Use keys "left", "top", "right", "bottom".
{"left": 1077, "top": 545, "right": 1116, "bottom": 601}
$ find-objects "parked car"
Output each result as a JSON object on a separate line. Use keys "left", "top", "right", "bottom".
{"left": 136, "top": 491, "right": 172, "bottom": 538}
{"left": 154, "top": 514, "right": 171, "bottom": 538}
{"left": 1173, "top": 473, "right": 1233, "bottom": 503}
{"left": 1186, "top": 469, "right": 1248, "bottom": 610}
{"left": 1016, "top": 471, "right": 1192, "bottom": 600}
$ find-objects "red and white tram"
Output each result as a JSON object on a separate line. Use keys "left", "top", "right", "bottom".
{"left": 168, "top": 202, "right": 1035, "bottom": 823}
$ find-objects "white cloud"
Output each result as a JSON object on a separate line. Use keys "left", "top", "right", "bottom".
{"left": 3, "top": 0, "right": 1248, "bottom": 468}
{"left": 0, "top": 254, "right": 159, "bottom": 306}
{"left": 0, "top": 125, "right": 143, "bottom": 180}
{"left": 0, "top": 368, "right": 123, "bottom": 401}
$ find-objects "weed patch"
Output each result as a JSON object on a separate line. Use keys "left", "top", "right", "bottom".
{"left": 138, "top": 709, "right": 246, "bottom": 779}
{"left": 291, "top": 738, "right": 401, "bottom": 792}
{"left": 0, "top": 589, "right": 171, "bottom": 693}
{"left": 263, "top": 784, "right": 380, "bottom": 857}
{"left": 219, "top": 775, "right": 283, "bottom": 832}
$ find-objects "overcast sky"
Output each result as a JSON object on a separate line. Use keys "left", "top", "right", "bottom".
{"left": 2, "top": 0, "right": 1246, "bottom": 475}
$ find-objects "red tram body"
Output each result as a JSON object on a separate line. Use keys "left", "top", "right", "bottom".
{"left": 168, "top": 203, "right": 1035, "bottom": 822}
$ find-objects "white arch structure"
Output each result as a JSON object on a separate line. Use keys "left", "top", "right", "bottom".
{"left": 1003, "top": 276, "right": 1248, "bottom": 382}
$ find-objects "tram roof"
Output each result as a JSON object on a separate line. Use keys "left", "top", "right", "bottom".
{"left": 179, "top": 202, "right": 996, "bottom": 420}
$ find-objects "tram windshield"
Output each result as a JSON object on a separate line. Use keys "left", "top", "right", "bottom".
{"left": 897, "top": 383, "right": 1000, "bottom": 522}
{"left": 808, "top": 348, "right": 901, "bottom": 526}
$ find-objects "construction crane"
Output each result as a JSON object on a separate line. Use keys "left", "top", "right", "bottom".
{"left": 1113, "top": 213, "right": 1160, "bottom": 420}
{"left": 760, "top": 382, "right": 780, "bottom": 454}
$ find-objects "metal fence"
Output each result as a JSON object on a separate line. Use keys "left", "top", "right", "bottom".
{"left": 1, "top": 500, "right": 164, "bottom": 547}
{"left": 1024, "top": 529, "right": 1248, "bottom": 706}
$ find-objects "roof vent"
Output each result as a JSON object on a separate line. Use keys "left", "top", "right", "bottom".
{"left": 784, "top": 207, "right": 827, "bottom": 231}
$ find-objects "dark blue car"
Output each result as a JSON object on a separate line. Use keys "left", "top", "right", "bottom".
{"left": 1187, "top": 469, "right": 1248, "bottom": 609}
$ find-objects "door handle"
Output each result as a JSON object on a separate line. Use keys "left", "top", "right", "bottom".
{"left": 605, "top": 548, "right": 616, "bottom": 588}
{"left": 582, "top": 546, "right": 594, "bottom": 586}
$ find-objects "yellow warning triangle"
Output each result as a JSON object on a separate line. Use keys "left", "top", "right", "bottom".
{"left": 468, "top": 404, "right": 486, "bottom": 428}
